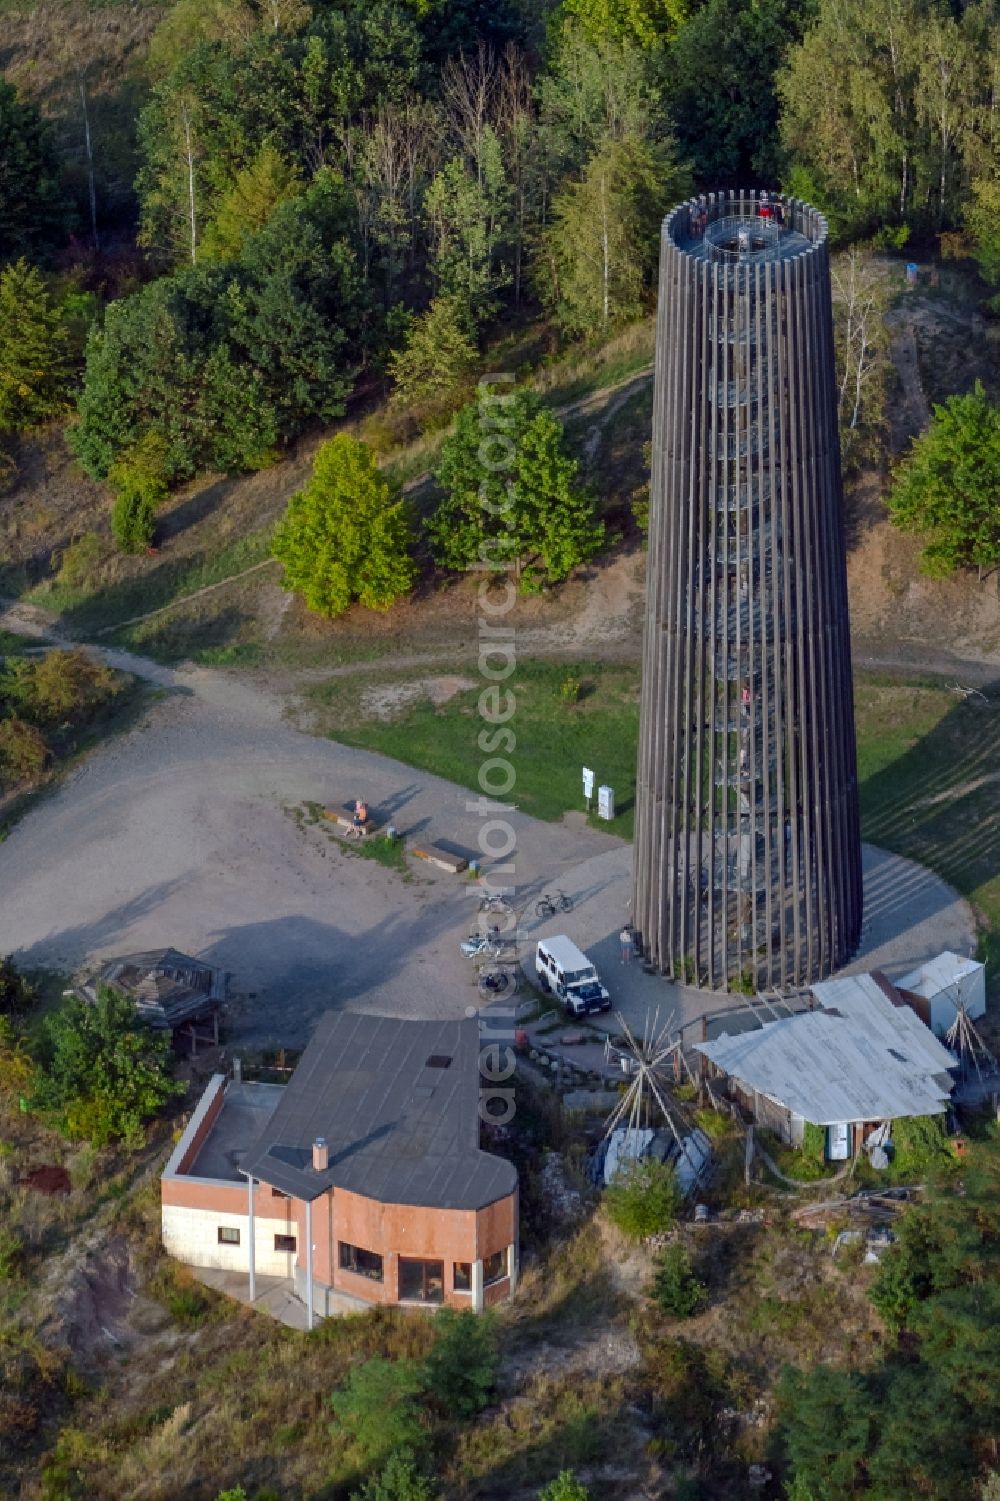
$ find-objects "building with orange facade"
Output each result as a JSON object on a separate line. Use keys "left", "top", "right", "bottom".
{"left": 161, "top": 1013, "right": 518, "bottom": 1326}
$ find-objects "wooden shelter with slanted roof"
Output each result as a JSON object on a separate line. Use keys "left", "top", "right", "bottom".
{"left": 78, "top": 948, "right": 226, "bottom": 1053}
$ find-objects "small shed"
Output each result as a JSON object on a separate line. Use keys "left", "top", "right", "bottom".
{"left": 693, "top": 971, "right": 956, "bottom": 1158}
{"left": 79, "top": 948, "right": 226, "bottom": 1052}
{"left": 896, "top": 952, "right": 986, "bottom": 1039}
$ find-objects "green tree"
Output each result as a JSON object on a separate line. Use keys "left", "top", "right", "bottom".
{"left": 0, "top": 956, "right": 35, "bottom": 1018}
{"left": 540, "top": 134, "right": 681, "bottom": 339}
{"left": 668, "top": 0, "right": 810, "bottom": 185}
{"left": 538, "top": 1473, "right": 591, "bottom": 1501}
{"left": 108, "top": 435, "right": 171, "bottom": 554}
{"left": 650, "top": 1244, "right": 707, "bottom": 1317}
{"left": 966, "top": 172, "right": 1000, "bottom": 304}
{"left": 273, "top": 434, "right": 416, "bottom": 617}
{"left": 389, "top": 296, "right": 477, "bottom": 419}
{"left": 350, "top": 1450, "right": 437, "bottom": 1501}
{"left": 424, "top": 148, "right": 509, "bottom": 324}
{"left": 888, "top": 382, "right": 1000, "bottom": 577}
{"left": 201, "top": 144, "right": 302, "bottom": 262}
{"left": 0, "top": 80, "right": 65, "bottom": 262}
{"left": 330, "top": 1358, "right": 427, "bottom": 1469}
{"left": 777, "top": 1365, "right": 873, "bottom": 1501}
{"left": 560, "top": 0, "right": 686, "bottom": 49}
{"left": 30, "top": 987, "right": 181, "bottom": 1149}
{"left": 603, "top": 1158, "right": 682, "bottom": 1240}
{"left": 422, "top": 1308, "right": 498, "bottom": 1419}
{"left": 431, "top": 390, "right": 604, "bottom": 588}
{"left": 0, "top": 260, "right": 71, "bottom": 434}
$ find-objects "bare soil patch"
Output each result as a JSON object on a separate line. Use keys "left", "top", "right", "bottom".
{"left": 360, "top": 673, "right": 477, "bottom": 721}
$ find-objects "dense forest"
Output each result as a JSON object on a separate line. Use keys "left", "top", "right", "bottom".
{"left": 1, "top": 0, "right": 998, "bottom": 529}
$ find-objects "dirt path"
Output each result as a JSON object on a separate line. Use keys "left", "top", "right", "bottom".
{"left": 886, "top": 308, "right": 930, "bottom": 453}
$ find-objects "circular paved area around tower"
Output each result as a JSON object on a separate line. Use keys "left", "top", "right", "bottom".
{"left": 523, "top": 840, "right": 978, "bottom": 1043}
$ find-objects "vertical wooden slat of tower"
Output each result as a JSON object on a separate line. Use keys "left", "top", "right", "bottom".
{"left": 751, "top": 257, "right": 763, "bottom": 985}
{"left": 734, "top": 191, "right": 744, "bottom": 985}
{"left": 656, "top": 224, "right": 677, "bottom": 965}
{"left": 666, "top": 230, "right": 692, "bottom": 969}
{"left": 635, "top": 214, "right": 669, "bottom": 955}
{"left": 816, "top": 223, "right": 859, "bottom": 966}
{"left": 656, "top": 218, "right": 678, "bottom": 966}
{"left": 784, "top": 246, "right": 808, "bottom": 982}
{"left": 804, "top": 226, "right": 822, "bottom": 966}
{"left": 692, "top": 250, "right": 709, "bottom": 983}
{"left": 772, "top": 253, "right": 790, "bottom": 988}
{"left": 705, "top": 253, "right": 719, "bottom": 983}
{"left": 715, "top": 246, "right": 728, "bottom": 987}
{"left": 705, "top": 246, "right": 719, "bottom": 984}
{"left": 691, "top": 237, "right": 710, "bottom": 979}
{"left": 645, "top": 216, "right": 668, "bottom": 963}
{"left": 754, "top": 256, "right": 770, "bottom": 989}
{"left": 798, "top": 237, "right": 824, "bottom": 979}
{"left": 648, "top": 217, "right": 672, "bottom": 960}
{"left": 805, "top": 226, "right": 835, "bottom": 973}
{"left": 662, "top": 228, "right": 682, "bottom": 968}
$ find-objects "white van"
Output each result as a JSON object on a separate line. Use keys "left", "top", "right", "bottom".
{"left": 535, "top": 935, "right": 611, "bottom": 1017}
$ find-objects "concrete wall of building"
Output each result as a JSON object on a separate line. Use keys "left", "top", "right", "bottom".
{"left": 161, "top": 1201, "right": 298, "bottom": 1276}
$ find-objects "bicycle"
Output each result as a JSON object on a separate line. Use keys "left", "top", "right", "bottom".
{"left": 477, "top": 965, "right": 520, "bottom": 1001}
{"left": 478, "top": 893, "right": 513, "bottom": 916}
{"left": 535, "top": 889, "right": 573, "bottom": 919}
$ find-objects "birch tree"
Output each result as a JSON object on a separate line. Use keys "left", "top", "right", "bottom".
{"left": 830, "top": 248, "right": 890, "bottom": 467}
{"left": 539, "top": 133, "right": 685, "bottom": 339}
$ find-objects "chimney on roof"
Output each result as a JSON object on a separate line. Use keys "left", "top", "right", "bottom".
{"left": 312, "top": 1137, "right": 328, "bottom": 1171}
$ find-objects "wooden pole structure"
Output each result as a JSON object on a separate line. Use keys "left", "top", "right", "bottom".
{"left": 633, "top": 192, "right": 863, "bottom": 992}
{"left": 247, "top": 1174, "right": 256, "bottom": 1303}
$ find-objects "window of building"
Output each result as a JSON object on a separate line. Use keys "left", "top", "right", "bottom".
{"left": 339, "top": 1242, "right": 384, "bottom": 1282}
{"left": 217, "top": 1226, "right": 240, "bottom": 1246}
{"left": 274, "top": 1234, "right": 297, "bottom": 1253}
{"left": 453, "top": 1261, "right": 472, "bottom": 1292}
{"left": 483, "top": 1248, "right": 508, "bottom": 1286}
{"left": 399, "top": 1257, "right": 444, "bottom": 1304}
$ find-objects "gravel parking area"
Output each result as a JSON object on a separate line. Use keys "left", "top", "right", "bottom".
{"left": 0, "top": 640, "right": 976, "bottom": 1051}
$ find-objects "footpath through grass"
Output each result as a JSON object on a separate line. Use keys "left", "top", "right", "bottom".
{"left": 315, "top": 664, "right": 1000, "bottom": 977}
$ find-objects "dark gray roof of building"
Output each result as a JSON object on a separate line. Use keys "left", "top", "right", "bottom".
{"left": 240, "top": 1012, "right": 517, "bottom": 1210}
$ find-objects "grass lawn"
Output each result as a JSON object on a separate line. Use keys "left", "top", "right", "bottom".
{"left": 315, "top": 663, "right": 1000, "bottom": 982}
{"left": 310, "top": 659, "right": 641, "bottom": 839}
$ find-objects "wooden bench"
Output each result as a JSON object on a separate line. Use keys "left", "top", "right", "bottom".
{"left": 411, "top": 841, "right": 469, "bottom": 874}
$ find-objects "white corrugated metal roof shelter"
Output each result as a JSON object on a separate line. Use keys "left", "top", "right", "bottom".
{"left": 693, "top": 972, "right": 956, "bottom": 1126}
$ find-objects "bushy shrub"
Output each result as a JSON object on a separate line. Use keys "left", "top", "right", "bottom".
{"left": 330, "top": 1358, "right": 427, "bottom": 1469}
{"left": 0, "top": 717, "right": 49, "bottom": 786}
{"left": 108, "top": 434, "right": 170, "bottom": 553}
{"left": 351, "top": 1450, "right": 437, "bottom": 1501}
{"left": 422, "top": 1308, "right": 498, "bottom": 1419}
{"left": 538, "top": 1473, "right": 590, "bottom": 1501}
{"left": 30, "top": 985, "right": 181, "bottom": 1148}
{"left": 604, "top": 1158, "right": 682, "bottom": 1240}
{"left": 55, "top": 533, "right": 102, "bottom": 591}
{"left": 650, "top": 1244, "right": 707, "bottom": 1318}
{"left": 2, "top": 649, "right": 119, "bottom": 728}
